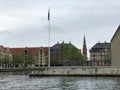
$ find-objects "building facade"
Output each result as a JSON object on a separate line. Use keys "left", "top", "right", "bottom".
{"left": 0, "top": 45, "right": 12, "bottom": 68}
{"left": 89, "top": 42, "right": 111, "bottom": 65}
{"left": 50, "top": 41, "right": 82, "bottom": 66}
{"left": 10, "top": 47, "right": 48, "bottom": 67}
{"left": 111, "top": 25, "right": 120, "bottom": 66}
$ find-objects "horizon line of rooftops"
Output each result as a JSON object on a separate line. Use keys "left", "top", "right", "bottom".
{"left": 0, "top": 40, "right": 110, "bottom": 49}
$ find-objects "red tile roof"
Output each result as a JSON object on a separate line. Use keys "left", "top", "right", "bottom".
{"left": 0, "top": 45, "right": 7, "bottom": 53}
{"left": 10, "top": 47, "right": 48, "bottom": 56}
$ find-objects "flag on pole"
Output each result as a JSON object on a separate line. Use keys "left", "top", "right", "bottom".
{"left": 48, "top": 8, "right": 50, "bottom": 21}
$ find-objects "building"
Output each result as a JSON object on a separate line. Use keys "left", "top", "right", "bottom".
{"left": 50, "top": 41, "right": 82, "bottom": 66}
{"left": 89, "top": 42, "right": 110, "bottom": 64}
{"left": 82, "top": 35, "right": 87, "bottom": 60}
{"left": 10, "top": 47, "right": 48, "bottom": 67}
{"left": 50, "top": 42, "right": 61, "bottom": 66}
{"left": 111, "top": 25, "right": 120, "bottom": 66}
{"left": 0, "top": 45, "right": 12, "bottom": 68}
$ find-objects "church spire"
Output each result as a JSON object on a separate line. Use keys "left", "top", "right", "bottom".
{"left": 83, "top": 35, "right": 87, "bottom": 60}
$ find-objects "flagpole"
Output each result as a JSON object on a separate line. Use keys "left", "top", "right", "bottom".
{"left": 48, "top": 7, "right": 50, "bottom": 67}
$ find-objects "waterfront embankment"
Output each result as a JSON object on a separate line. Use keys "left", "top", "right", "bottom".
{"left": 1, "top": 66, "right": 120, "bottom": 76}
{"left": 29, "top": 66, "right": 120, "bottom": 76}
{"left": 0, "top": 68, "right": 31, "bottom": 75}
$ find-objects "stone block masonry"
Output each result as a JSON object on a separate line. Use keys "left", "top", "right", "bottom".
{"left": 29, "top": 66, "right": 120, "bottom": 76}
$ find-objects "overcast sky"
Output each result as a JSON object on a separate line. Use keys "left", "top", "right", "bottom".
{"left": 0, "top": 0, "right": 120, "bottom": 51}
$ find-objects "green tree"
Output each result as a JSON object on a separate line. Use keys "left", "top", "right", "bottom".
{"left": 12, "top": 55, "right": 24, "bottom": 65}
{"left": 60, "top": 43, "right": 83, "bottom": 60}
{"left": 3, "top": 54, "right": 10, "bottom": 64}
{"left": 2, "top": 54, "right": 11, "bottom": 68}
{"left": 24, "top": 55, "right": 35, "bottom": 65}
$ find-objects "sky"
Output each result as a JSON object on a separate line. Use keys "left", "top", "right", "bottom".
{"left": 0, "top": 0, "right": 120, "bottom": 51}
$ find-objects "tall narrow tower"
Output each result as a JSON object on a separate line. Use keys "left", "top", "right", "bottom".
{"left": 83, "top": 35, "right": 87, "bottom": 60}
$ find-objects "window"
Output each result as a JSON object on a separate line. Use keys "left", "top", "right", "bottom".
{"left": 40, "top": 50, "right": 42, "bottom": 54}
{"left": 24, "top": 50, "right": 28, "bottom": 55}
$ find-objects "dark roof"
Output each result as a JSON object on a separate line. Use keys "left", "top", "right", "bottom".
{"left": 51, "top": 42, "right": 77, "bottom": 52}
{"left": 89, "top": 42, "right": 110, "bottom": 52}
{"left": 111, "top": 25, "right": 120, "bottom": 42}
{"left": 50, "top": 43, "right": 61, "bottom": 49}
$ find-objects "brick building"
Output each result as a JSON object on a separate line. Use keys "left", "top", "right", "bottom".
{"left": 10, "top": 47, "right": 48, "bottom": 67}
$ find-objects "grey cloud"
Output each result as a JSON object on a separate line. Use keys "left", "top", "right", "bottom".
{"left": 0, "top": 30, "right": 14, "bottom": 38}
{"left": 0, "top": 0, "right": 48, "bottom": 10}
{"left": 43, "top": 24, "right": 67, "bottom": 34}
{"left": 0, "top": 0, "right": 120, "bottom": 49}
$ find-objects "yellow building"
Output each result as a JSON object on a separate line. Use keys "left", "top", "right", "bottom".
{"left": 35, "top": 47, "right": 48, "bottom": 66}
{"left": 111, "top": 25, "right": 120, "bottom": 66}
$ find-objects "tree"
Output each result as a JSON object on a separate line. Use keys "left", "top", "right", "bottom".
{"left": 2, "top": 54, "right": 11, "bottom": 68}
{"left": 12, "top": 55, "right": 24, "bottom": 66}
{"left": 3, "top": 55, "right": 10, "bottom": 64}
{"left": 24, "top": 55, "right": 35, "bottom": 65}
{"left": 60, "top": 43, "right": 83, "bottom": 60}
{"left": 12, "top": 55, "right": 35, "bottom": 67}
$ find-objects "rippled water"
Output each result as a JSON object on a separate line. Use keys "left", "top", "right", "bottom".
{"left": 0, "top": 74, "right": 120, "bottom": 90}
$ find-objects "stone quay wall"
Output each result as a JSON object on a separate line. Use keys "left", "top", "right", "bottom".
{"left": 29, "top": 66, "right": 120, "bottom": 76}
{"left": 0, "top": 68, "right": 31, "bottom": 75}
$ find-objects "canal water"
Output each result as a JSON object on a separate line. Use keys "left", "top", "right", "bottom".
{"left": 0, "top": 74, "right": 120, "bottom": 90}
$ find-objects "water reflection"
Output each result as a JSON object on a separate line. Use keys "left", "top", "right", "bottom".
{"left": 0, "top": 74, "right": 120, "bottom": 90}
